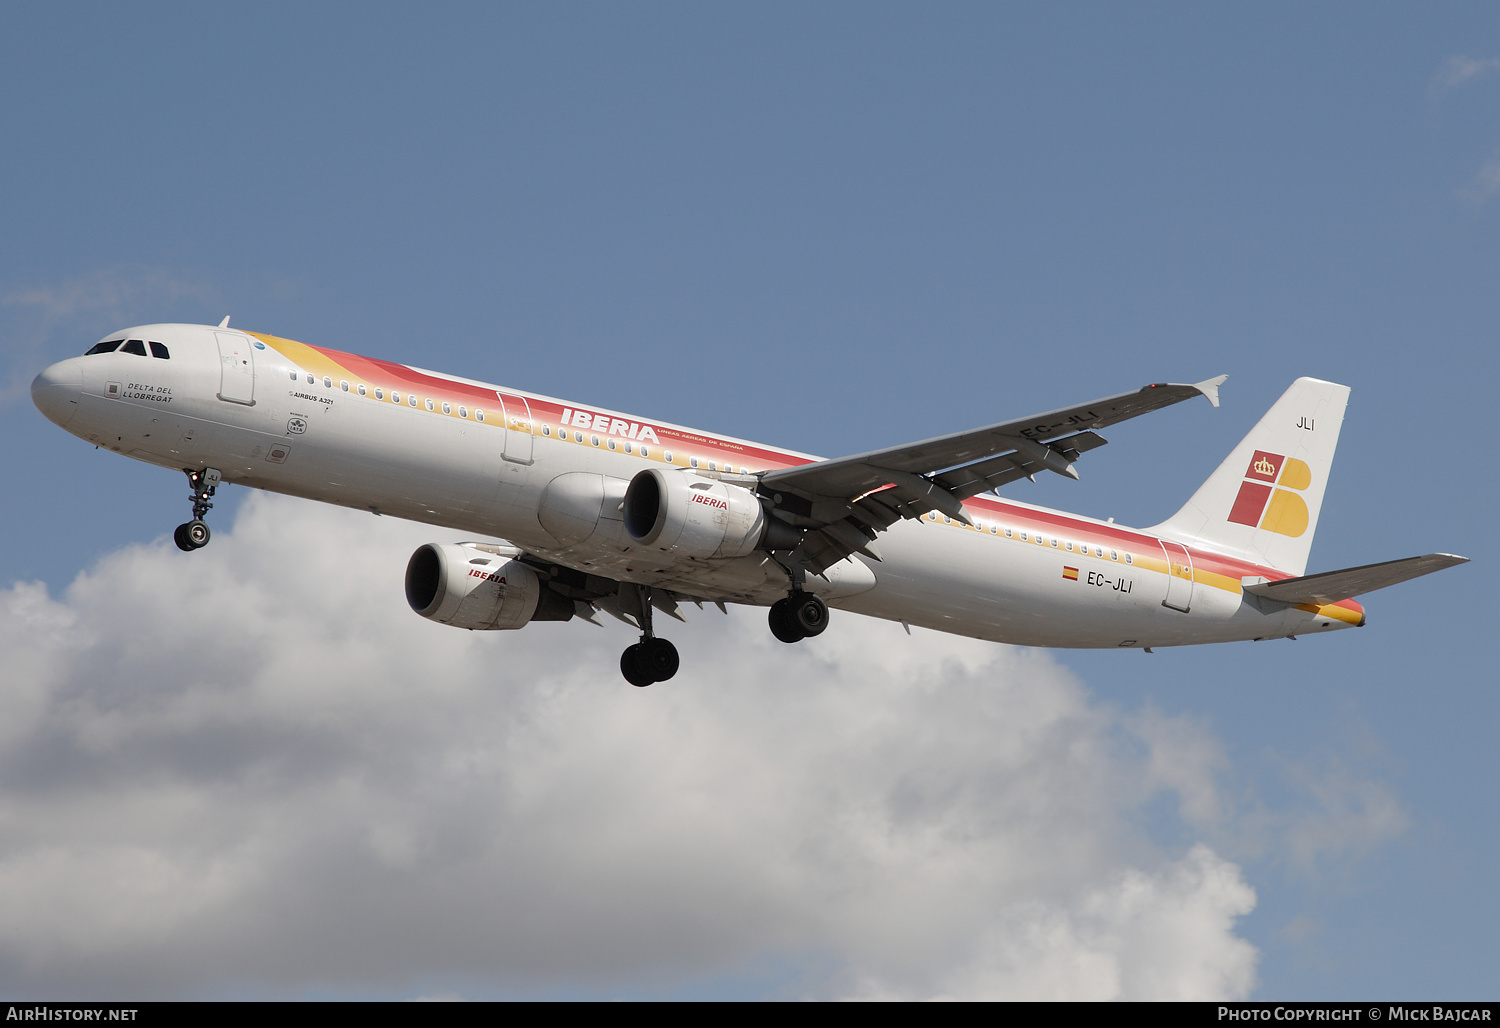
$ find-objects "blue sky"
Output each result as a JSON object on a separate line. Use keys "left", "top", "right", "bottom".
{"left": 1, "top": 2, "right": 1496, "bottom": 999}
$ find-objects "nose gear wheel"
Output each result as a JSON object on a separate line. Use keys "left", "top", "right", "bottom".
{"left": 173, "top": 520, "right": 211, "bottom": 551}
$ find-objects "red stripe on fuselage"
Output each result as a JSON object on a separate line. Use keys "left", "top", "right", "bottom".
{"left": 301, "top": 342, "right": 1336, "bottom": 595}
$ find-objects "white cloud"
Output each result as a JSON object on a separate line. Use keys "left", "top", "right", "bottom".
{"left": 1427, "top": 57, "right": 1500, "bottom": 206}
{"left": 1458, "top": 146, "right": 1500, "bottom": 206}
{"left": 1429, "top": 55, "right": 1500, "bottom": 95}
{"left": 0, "top": 493, "right": 1266, "bottom": 998}
{"left": 851, "top": 845, "right": 1257, "bottom": 1000}
{"left": 1277, "top": 758, "right": 1410, "bottom": 878}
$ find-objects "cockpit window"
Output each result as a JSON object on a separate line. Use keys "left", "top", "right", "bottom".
{"left": 120, "top": 339, "right": 147, "bottom": 356}
{"left": 149, "top": 341, "right": 169, "bottom": 359}
{"left": 85, "top": 340, "right": 123, "bottom": 355}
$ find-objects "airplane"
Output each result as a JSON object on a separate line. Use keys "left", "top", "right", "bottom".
{"left": 30, "top": 321, "right": 1467, "bottom": 686}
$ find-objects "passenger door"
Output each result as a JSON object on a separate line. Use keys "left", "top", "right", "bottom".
{"left": 214, "top": 332, "right": 256, "bottom": 405}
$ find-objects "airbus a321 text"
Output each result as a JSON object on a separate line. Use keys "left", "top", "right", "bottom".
{"left": 32, "top": 322, "right": 1467, "bottom": 686}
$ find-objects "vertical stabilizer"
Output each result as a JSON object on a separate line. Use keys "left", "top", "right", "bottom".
{"left": 1148, "top": 378, "right": 1349, "bottom": 576}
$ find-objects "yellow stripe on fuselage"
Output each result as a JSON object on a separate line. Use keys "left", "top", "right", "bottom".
{"left": 250, "top": 333, "right": 352, "bottom": 382}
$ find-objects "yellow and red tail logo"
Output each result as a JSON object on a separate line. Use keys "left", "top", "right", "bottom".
{"left": 1227, "top": 450, "right": 1312, "bottom": 536}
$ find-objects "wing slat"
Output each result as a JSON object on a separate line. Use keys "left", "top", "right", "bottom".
{"left": 761, "top": 382, "right": 1221, "bottom": 501}
{"left": 756, "top": 379, "right": 1222, "bottom": 578}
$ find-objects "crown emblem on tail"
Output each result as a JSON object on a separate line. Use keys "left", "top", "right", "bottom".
{"left": 1254, "top": 456, "right": 1276, "bottom": 476}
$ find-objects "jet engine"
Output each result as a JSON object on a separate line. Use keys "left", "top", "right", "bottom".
{"left": 405, "top": 543, "right": 573, "bottom": 630}
{"left": 622, "top": 468, "right": 773, "bottom": 559}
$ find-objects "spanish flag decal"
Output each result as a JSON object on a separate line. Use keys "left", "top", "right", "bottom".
{"left": 1063, "top": 566, "right": 1079, "bottom": 581}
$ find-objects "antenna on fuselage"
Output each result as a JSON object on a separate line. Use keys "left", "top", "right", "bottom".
{"left": 218, "top": 316, "right": 231, "bottom": 328}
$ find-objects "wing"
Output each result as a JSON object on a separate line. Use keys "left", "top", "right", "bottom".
{"left": 1243, "top": 553, "right": 1469, "bottom": 606}
{"left": 759, "top": 376, "right": 1227, "bottom": 575}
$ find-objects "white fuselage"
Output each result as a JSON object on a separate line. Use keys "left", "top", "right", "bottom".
{"left": 31, "top": 324, "right": 1363, "bottom": 649}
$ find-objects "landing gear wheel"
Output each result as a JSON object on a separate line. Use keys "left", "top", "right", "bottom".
{"left": 174, "top": 520, "right": 211, "bottom": 551}
{"left": 621, "top": 637, "right": 679, "bottom": 686}
{"left": 621, "top": 644, "right": 654, "bottom": 687}
{"left": 791, "top": 592, "right": 829, "bottom": 637}
{"left": 185, "top": 519, "right": 210, "bottom": 548}
{"left": 769, "top": 592, "right": 829, "bottom": 643}
{"left": 768, "top": 598, "right": 805, "bottom": 643}
{"left": 640, "top": 637, "right": 679, "bottom": 682}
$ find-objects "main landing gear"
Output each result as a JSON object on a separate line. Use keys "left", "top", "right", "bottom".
{"left": 768, "top": 591, "right": 829, "bottom": 644}
{"left": 174, "top": 467, "right": 221, "bottom": 552}
{"left": 620, "top": 587, "right": 680, "bottom": 688}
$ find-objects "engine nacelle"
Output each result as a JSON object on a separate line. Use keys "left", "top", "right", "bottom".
{"left": 405, "top": 543, "right": 572, "bottom": 630}
{"left": 623, "top": 469, "right": 768, "bottom": 559}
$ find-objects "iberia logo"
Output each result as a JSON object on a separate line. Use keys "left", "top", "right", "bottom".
{"left": 1063, "top": 566, "right": 1079, "bottom": 581}
{"left": 1227, "top": 450, "right": 1312, "bottom": 537}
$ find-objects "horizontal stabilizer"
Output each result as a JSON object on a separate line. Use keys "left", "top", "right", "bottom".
{"left": 1243, "top": 553, "right": 1469, "bottom": 606}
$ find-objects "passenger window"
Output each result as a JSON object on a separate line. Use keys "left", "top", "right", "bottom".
{"left": 121, "top": 339, "right": 147, "bottom": 356}
{"left": 391, "top": 392, "right": 400, "bottom": 403}
{"left": 664, "top": 450, "right": 673, "bottom": 463}
{"left": 458, "top": 406, "right": 467, "bottom": 418}
{"left": 358, "top": 384, "right": 367, "bottom": 396}
{"left": 290, "top": 370, "right": 299, "bottom": 380}
{"left": 476, "top": 410, "right": 485, "bottom": 422}
{"left": 708, "top": 461, "right": 717, "bottom": 471}
{"left": 408, "top": 395, "right": 417, "bottom": 407}
{"left": 690, "top": 457, "right": 699, "bottom": 468}
{"left": 425, "top": 398, "right": 434, "bottom": 411}
{"left": 624, "top": 442, "right": 632, "bottom": 454}
{"left": 1065, "top": 541, "right": 1073, "bottom": 551}
{"left": 1110, "top": 550, "right": 1118, "bottom": 561}
{"left": 591, "top": 435, "right": 600, "bottom": 446}
{"left": 85, "top": 340, "right": 123, "bottom": 355}
{"left": 542, "top": 425, "right": 550, "bottom": 436}
{"left": 442, "top": 402, "right": 451, "bottom": 414}
{"left": 341, "top": 381, "right": 350, "bottom": 392}
{"left": 1125, "top": 553, "right": 1133, "bottom": 564}
{"left": 639, "top": 446, "right": 649, "bottom": 458}
{"left": 149, "top": 342, "right": 170, "bottom": 359}
{"left": 323, "top": 376, "right": 332, "bottom": 388}
{"left": 990, "top": 524, "right": 997, "bottom": 534}
{"left": 1005, "top": 527, "right": 1013, "bottom": 538}
{"left": 608, "top": 439, "right": 616, "bottom": 450}
{"left": 307, "top": 374, "right": 315, "bottom": 385}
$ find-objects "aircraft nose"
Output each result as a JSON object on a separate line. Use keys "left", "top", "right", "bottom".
{"left": 31, "top": 360, "right": 83, "bottom": 428}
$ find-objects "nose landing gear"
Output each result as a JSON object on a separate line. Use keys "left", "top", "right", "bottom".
{"left": 619, "top": 586, "right": 680, "bottom": 687}
{"left": 768, "top": 591, "right": 829, "bottom": 643}
{"left": 174, "top": 467, "right": 221, "bottom": 552}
